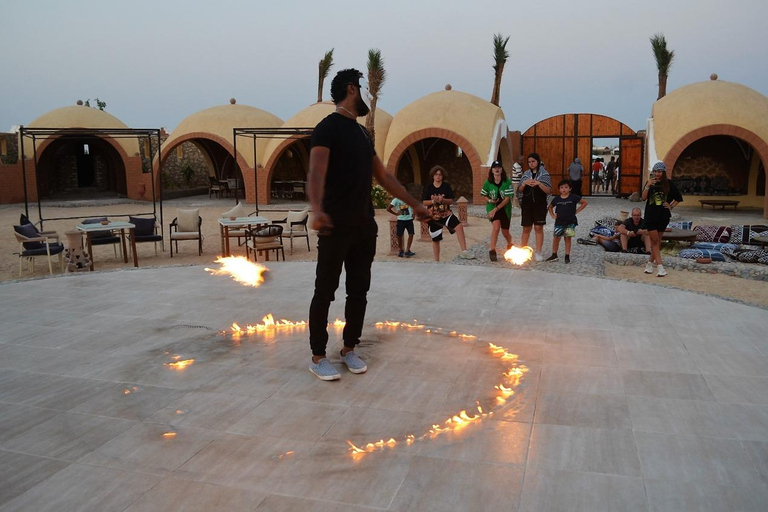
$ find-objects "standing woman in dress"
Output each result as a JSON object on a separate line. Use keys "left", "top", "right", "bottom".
{"left": 481, "top": 160, "right": 514, "bottom": 261}
{"left": 517, "top": 152, "right": 552, "bottom": 261}
{"left": 642, "top": 161, "right": 683, "bottom": 277}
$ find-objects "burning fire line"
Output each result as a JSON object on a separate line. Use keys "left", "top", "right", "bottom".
{"left": 205, "top": 256, "right": 268, "bottom": 287}
{"left": 164, "top": 359, "right": 194, "bottom": 370}
{"left": 503, "top": 245, "right": 534, "bottom": 265}
{"left": 346, "top": 339, "right": 528, "bottom": 457}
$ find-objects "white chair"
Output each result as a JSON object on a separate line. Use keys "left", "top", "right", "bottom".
{"left": 13, "top": 224, "right": 64, "bottom": 276}
{"left": 170, "top": 209, "right": 202, "bottom": 257}
{"left": 274, "top": 207, "right": 310, "bottom": 254}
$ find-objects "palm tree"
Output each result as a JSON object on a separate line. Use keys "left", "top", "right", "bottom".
{"left": 365, "top": 48, "right": 386, "bottom": 147}
{"left": 490, "top": 33, "right": 510, "bottom": 106}
{"left": 317, "top": 48, "right": 334, "bottom": 103}
{"left": 650, "top": 33, "right": 674, "bottom": 100}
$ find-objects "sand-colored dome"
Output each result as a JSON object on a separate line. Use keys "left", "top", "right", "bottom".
{"left": 163, "top": 104, "right": 283, "bottom": 168}
{"left": 262, "top": 102, "right": 393, "bottom": 165}
{"left": 25, "top": 105, "right": 138, "bottom": 157}
{"left": 653, "top": 80, "right": 768, "bottom": 161}
{"left": 383, "top": 90, "right": 507, "bottom": 166}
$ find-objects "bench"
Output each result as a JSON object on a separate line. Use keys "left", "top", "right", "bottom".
{"left": 699, "top": 200, "right": 740, "bottom": 210}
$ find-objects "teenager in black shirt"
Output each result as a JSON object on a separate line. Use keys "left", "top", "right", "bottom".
{"left": 421, "top": 166, "right": 474, "bottom": 261}
{"left": 641, "top": 161, "right": 683, "bottom": 277}
{"left": 307, "top": 68, "right": 429, "bottom": 381}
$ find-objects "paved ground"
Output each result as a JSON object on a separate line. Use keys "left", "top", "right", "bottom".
{"left": 1, "top": 262, "right": 768, "bottom": 511}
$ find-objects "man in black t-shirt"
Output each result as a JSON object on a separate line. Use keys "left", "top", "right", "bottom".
{"left": 617, "top": 207, "right": 650, "bottom": 253}
{"left": 307, "top": 68, "right": 429, "bottom": 381}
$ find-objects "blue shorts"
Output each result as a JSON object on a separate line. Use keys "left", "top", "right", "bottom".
{"left": 553, "top": 224, "right": 576, "bottom": 238}
{"left": 396, "top": 219, "right": 414, "bottom": 236}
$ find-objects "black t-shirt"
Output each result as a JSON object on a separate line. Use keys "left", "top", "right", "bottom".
{"left": 310, "top": 112, "right": 376, "bottom": 226}
{"left": 623, "top": 217, "right": 646, "bottom": 233}
{"left": 645, "top": 182, "right": 683, "bottom": 222}
{"left": 422, "top": 182, "right": 455, "bottom": 219}
{"left": 550, "top": 194, "right": 581, "bottom": 225}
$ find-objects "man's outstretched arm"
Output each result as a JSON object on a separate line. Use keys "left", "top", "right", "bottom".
{"left": 372, "top": 156, "right": 430, "bottom": 221}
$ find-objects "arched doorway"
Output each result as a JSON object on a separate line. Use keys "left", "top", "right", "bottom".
{"left": 269, "top": 138, "right": 310, "bottom": 201}
{"left": 670, "top": 135, "right": 757, "bottom": 196}
{"left": 394, "top": 137, "right": 475, "bottom": 201}
{"left": 37, "top": 136, "right": 126, "bottom": 199}
{"left": 159, "top": 137, "right": 240, "bottom": 197}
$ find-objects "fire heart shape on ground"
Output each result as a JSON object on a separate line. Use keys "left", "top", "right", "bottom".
{"left": 218, "top": 314, "right": 528, "bottom": 458}
{"left": 205, "top": 256, "right": 268, "bottom": 287}
{"left": 503, "top": 245, "right": 534, "bottom": 265}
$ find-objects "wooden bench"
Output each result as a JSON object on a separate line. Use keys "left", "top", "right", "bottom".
{"left": 699, "top": 200, "right": 740, "bottom": 210}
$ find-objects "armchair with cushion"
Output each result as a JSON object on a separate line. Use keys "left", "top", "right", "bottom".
{"left": 246, "top": 224, "right": 285, "bottom": 262}
{"left": 170, "top": 209, "right": 202, "bottom": 257}
{"left": 128, "top": 216, "right": 164, "bottom": 256}
{"left": 13, "top": 223, "right": 64, "bottom": 276}
{"left": 273, "top": 207, "right": 310, "bottom": 254}
{"left": 81, "top": 217, "right": 122, "bottom": 258}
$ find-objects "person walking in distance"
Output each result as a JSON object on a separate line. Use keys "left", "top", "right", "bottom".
{"left": 307, "top": 68, "right": 430, "bottom": 381}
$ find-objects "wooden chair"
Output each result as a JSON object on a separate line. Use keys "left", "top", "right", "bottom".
{"left": 246, "top": 224, "right": 285, "bottom": 262}
{"left": 273, "top": 207, "right": 310, "bottom": 254}
{"left": 208, "top": 176, "right": 224, "bottom": 199}
{"left": 13, "top": 224, "right": 64, "bottom": 276}
{"left": 128, "top": 216, "right": 163, "bottom": 256}
{"left": 170, "top": 209, "right": 203, "bottom": 257}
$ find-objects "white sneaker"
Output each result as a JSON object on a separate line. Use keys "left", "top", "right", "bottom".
{"left": 644, "top": 262, "right": 654, "bottom": 274}
{"left": 534, "top": 252, "right": 544, "bottom": 262}
{"left": 656, "top": 265, "right": 667, "bottom": 277}
{"left": 458, "top": 250, "right": 476, "bottom": 260}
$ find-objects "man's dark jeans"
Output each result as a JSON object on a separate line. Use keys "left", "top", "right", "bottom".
{"left": 309, "top": 222, "right": 378, "bottom": 357}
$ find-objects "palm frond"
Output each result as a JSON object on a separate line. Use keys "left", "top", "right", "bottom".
{"left": 317, "top": 48, "right": 334, "bottom": 102}
{"left": 650, "top": 33, "right": 674, "bottom": 75}
{"left": 492, "top": 33, "right": 510, "bottom": 72}
{"left": 367, "top": 48, "right": 386, "bottom": 97}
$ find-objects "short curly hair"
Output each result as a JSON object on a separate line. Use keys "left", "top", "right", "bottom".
{"left": 330, "top": 68, "right": 363, "bottom": 104}
{"left": 429, "top": 165, "right": 447, "bottom": 179}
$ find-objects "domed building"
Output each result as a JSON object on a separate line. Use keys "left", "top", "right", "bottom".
{"left": 383, "top": 88, "right": 510, "bottom": 203}
{"left": 17, "top": 105, "right": 142, "bottom": 201}
{"left": 649, "top": 79, "right": 768, "bottom": 214}
{"left": 259, "top": 102, "right": 392, "bottom": 204}
{"left": 156, "top": 102, "right": 283, "bottom": 203}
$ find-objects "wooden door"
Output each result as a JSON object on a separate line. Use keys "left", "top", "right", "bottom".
{"left": 617, "top": 137, "right": 643, "bottom": 197}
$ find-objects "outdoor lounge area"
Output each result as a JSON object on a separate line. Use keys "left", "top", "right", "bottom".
{"left": 1, "top": 262, "right": 767, "bottom": 510}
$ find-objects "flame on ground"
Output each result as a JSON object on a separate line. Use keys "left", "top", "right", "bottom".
{"left": 206, "top": 256, "right": 268, "bottom": 287}
{"left": 164, "top": 359, "right": 194, "bottom": 370}
{"left": 503, "top": 245, "right": 534, "bottom": 265}
{"left": 163, "top": 432, "right": 177, "bottom": 439}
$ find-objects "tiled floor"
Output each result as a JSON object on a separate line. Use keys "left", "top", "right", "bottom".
{"left": 1, "top": 262, "right": 767, "bottom": 511}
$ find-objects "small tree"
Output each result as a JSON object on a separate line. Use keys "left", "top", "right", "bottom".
{"left": 317, "top": 49, "right": 334, "bottom": 102}
{"left": 490, "top": 33, "right": 510, "bottom": 106}
{"left": 650, "top": 33, "right": 675, "bottom": 100}
{"left": 365, "top": 48, "right": 386, "bottom": 147}
{"left": 83, "top": 98, "right": 107, "bottom": 110}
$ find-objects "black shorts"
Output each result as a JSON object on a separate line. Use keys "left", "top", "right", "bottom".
{"left": 627, "top": 235, "right": 645, "bottom": 249}
{"left": 396, "top": 219, "right": 414, "bottom": 236}
{"left": 491, "top": 209, "right": 511, "bottom": 230}
{"left": 644, "top": 217, "right": 670, "bottom": 232}
{"left": 428, "top": 214, "right": 461, "bottom": 242}
{"left": 520, "top": 201, "right": 547, "bottom": 227}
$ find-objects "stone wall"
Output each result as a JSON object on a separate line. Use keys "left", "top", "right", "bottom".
{"left": 0, "top": 133, "right": 19, "bottom": 164}
{"left": 154, "top": 139, "right": 211, "bottom": 191}
{"left": 672, "top": 136, "right": 750, "bottom": 195}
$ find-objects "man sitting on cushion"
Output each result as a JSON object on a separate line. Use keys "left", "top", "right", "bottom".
{"left": 617, "top": 208, "right": 651, "bottom": 254}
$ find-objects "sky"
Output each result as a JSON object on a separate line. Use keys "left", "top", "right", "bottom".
{"left": 2, "top": 0, "right": 767, "bottom": 135}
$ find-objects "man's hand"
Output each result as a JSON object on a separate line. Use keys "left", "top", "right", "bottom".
{"left": 311, "top": 211, "right": 334, "bottom": 234}
{"left": 413, "top": 204, "right": 431, "bottom": 222}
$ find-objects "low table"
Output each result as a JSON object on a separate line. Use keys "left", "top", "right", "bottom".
{"left": 218, "top": 216, "right": 269, "bottom": 257}
{"left": 662, "top": 228, "right": 698, "bottom": 243}
{"left": 76, "top": 221, "right": 137, "bottom": 271}
{"left": 699, "top": 199, "right": 740, "bottom": 210}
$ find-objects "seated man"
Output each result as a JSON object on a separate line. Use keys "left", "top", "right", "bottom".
{"left": 617, "top": 208, "right": 651, "bottom": 254}
{"left": 590, "top": 222, "right": 622, "bottom": 252}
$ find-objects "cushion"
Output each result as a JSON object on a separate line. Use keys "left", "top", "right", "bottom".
{"left": 590, "top": 226, "right": 616, "bottom": 237}
{"left": 170, "top": 232, "right": 200, "bottom": 240}
{"left": 177, "top": 209, "right": 199, "bottom": 233}
{"left": 689, "top": 242, "right": 738, "bottom": 252}
{"left": 129, "top": 216, "right": 156, "bottom": 237}
{"left": 668, "top": 221, "right": 693, "bottom": 230}
{"left": 220, "top": 203, "right": 250, "bottom": 219}
{"left": 14, "top": 223, "right": 44, "bottom": 250}
{"left": 729, "top": 225, "right": 768, "bottom": 245}
{"left": 22, "top": 242, "right": 64, "bottom": 257}
{"left": 694, "top": 225, "right": 732, "bottom": 243}
{"left": 286, "top": 207, "right": 309, "bottom": 225}
{"left": 758, "top": 254, "right": 768, "bottom": 265}
{"left": 678, "top": 248, "right": 727, "bottom": 262}
{"left": 737, "top": 249, "right": 766, "bottom": 263}
{"left": 595, "top": 217, "right": 620, "bottom": 229}
{"left": 82, "top": 217, "right": 112, "bottom": 240}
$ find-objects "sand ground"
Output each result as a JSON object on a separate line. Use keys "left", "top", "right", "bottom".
{"left": 3, "top": 196, "right": 767, "bottom": 309}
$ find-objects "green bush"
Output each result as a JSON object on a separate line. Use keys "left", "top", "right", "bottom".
{"left": 371, "top": 184, "right": 390, "bottom": 209}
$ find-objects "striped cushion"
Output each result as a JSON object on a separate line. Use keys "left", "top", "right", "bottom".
{"left": 678, "top": 248, "right": 726, "bottom": 262}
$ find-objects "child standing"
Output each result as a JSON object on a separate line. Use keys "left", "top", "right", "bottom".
{"left": 546, "top": 179, "right": 588, "bottom": 263}
{"left": 387, "top": 197, "right": 415, "bottom": 258}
